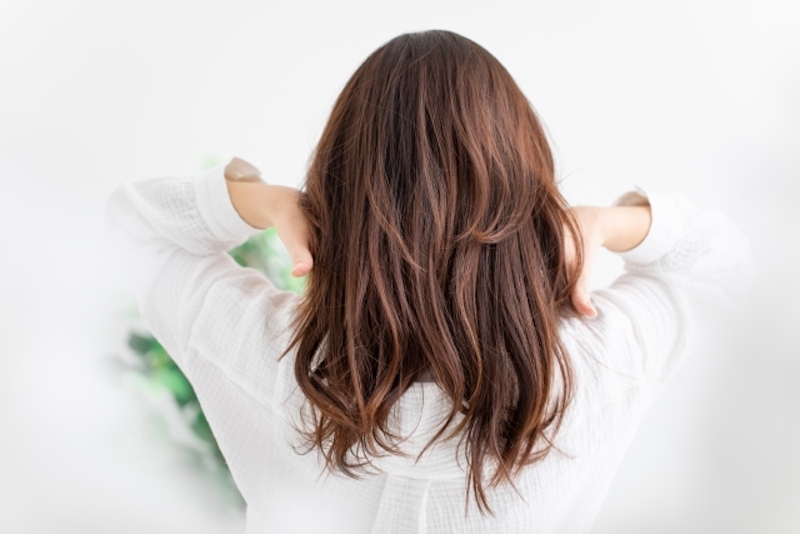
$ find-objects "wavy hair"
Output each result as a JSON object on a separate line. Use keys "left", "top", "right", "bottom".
{"left": 282, "top": 30, "right": 582, "bottom": 514}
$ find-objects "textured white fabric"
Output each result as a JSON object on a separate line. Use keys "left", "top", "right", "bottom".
{"left": 104, "top": 164, "right": 753, "bottom": 534}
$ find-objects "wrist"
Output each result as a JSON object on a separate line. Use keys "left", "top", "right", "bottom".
{"left": 225, "top": 179, "right": 274, "bottom": 230}
{"left": 601, "top": 205, "right": 652, "bottom": 253}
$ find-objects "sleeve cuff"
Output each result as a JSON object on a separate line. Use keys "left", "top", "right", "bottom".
{"left": 192, "top": 163, "right": 266, "bottom": 243}
{"left": 613, "top": 185, "right": 682, "bottom": 265}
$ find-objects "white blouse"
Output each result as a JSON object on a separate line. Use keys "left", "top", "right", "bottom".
{"left": 104, "top": 164, "right": 753, "bottom": 534}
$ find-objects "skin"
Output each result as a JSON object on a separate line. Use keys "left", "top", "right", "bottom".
{"left": 224, "top": 157, "right": 652, "bottom": 318}
{"left": 224, "top": 157, "right": 314, "bottom": 278}
{"left": 564, "top": 204, "right": 652, "bottom": 317}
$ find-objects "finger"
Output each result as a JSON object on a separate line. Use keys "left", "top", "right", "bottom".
{"left": 571, "top": 266, "right": 597, "bottom": 318}
{"left": 277, "top": 216, "right": 314, "bottom": 278}
{"left": 290, "top": 259, "right": 312, "bottom": 278}
{"left": 287, "top": 243, "right": 313, "bottom": 278}
{"left": 571, "top": 287, "right": 597, "bottom": 318}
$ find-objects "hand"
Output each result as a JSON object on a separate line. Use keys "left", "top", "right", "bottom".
{"left": 267, "top": 185, "right": 314, "bottom": 278}
{"left": 224, "top": 157, "right": 313, "bottom": 278}
{"left": 564, "top": 206, "right": 604, "bottom": 318}
{"left": 564, "top": 202, "right": 652, "bottom": 317}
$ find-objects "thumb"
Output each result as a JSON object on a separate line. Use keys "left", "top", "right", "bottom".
{"left": 268, "top": 185, "right": 314, "bottom": 278}
{"left": 570, "top": 270, "right": 597, "bottom": 318}
{"left": 273, "top": 216, "right": 314, "bottom": 278}
{"left": 286, "top": 238, "right": 314, "bottom": 278}
{"left": 571, "top": 287, "right": 597, "bottom": 318}
{"left": 289, "top": 251, "right": 313, "bottom": 277}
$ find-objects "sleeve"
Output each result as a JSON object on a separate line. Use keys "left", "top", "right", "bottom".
{"left": 103, "top": 164, "right": 301, "bottom": 406}
{"left": 585, "top": 186, "right": 755, "bottom": 384}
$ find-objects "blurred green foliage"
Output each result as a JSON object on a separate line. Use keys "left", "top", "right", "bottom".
{"left": 125, "top": 225, "right": 304, "bottom": 508}
{"left": 228, "top": 227, "right": 307, "bottom": 293}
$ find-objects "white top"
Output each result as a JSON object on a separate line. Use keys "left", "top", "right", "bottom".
{"left": 104, "top": 165, "right": 753, "bottom": 534}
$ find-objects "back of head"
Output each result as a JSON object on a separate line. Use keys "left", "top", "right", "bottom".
{"left": 284, "top": 30, "right": 581, "bottom": 514}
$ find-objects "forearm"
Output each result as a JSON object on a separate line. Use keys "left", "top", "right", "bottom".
{"left": 225, "top": 179, "right": 276, "bottom": 230}
{"left": 224, "top": 157, "right": 282, "bottom": 230}
{"left": 598, "top": 205, "right": 652, "bottom": 253}
{"left": 222, "top": 157, "right": 312, "bottom": 276}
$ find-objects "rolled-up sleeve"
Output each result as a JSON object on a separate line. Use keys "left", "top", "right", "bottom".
{"left": 585, "top": 187, "right": 755, "bottom": 384}
{"left": 103, "top": 164, "right": 300, "bottom": 406}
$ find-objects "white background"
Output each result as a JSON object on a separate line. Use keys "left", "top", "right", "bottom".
{"left": 1, "top": 0, "right": 798, "bottom": 532}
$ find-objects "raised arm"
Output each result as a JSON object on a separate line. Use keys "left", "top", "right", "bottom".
{"left": 223, "top": 157, "right": 313, "bottom": 277}
{"left": 568, "top": 188, "right": 754, "bottom": 383}
{"left": 568, "top": 202, "right": 653, "bottom": 317}
{"left": 103, "top": 160, "right": 305, "bottom": 405}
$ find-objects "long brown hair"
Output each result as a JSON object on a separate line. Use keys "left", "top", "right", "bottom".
{"left": 282, "top": 30, "right": 582, "bottom": 514}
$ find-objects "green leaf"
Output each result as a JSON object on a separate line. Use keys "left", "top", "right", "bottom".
{"left": 149, "top": 345, "right": 172, "bottom": 370}
{"left": 153, "top": 367, "right": 195, "bottom": 406}
{"left": 191, "top": 411, "right": 216, "bottom": 444}
{"left": 127, "top": 332, "right": 155, "bottom": 355}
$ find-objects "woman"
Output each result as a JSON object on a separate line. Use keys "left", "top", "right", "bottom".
{"left": 105, "top": 30, "right": 752, "bottom": 533}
